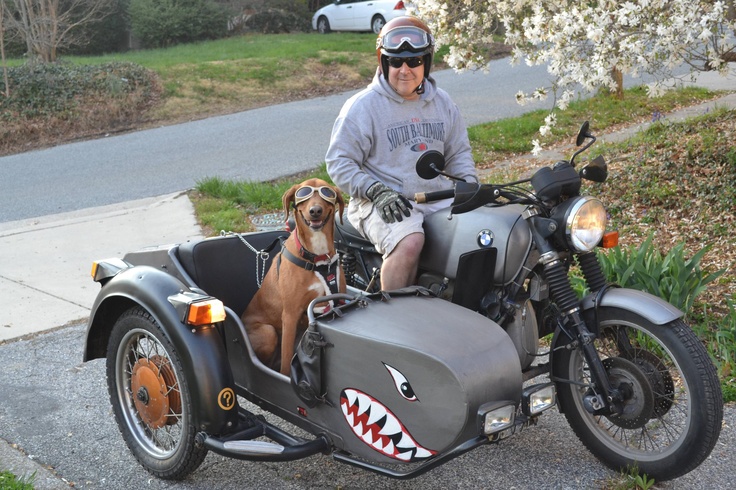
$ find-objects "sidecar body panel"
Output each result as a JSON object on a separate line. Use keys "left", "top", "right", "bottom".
{"left": 223, "top": 292, "right": 523, "bottom": 464}
{"left": 312, "top": 295, "right": 522, "bottom": 462}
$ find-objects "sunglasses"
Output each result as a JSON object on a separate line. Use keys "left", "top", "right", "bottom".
{"left": 386, "top": 57, "right": 424, "bottom": 69}
{"left": 294, "top": 185, "right": 337, "bottom": 205}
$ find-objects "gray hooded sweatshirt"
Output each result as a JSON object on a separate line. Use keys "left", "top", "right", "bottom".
{"left": 326, "top": 70, "right": 477, "bottom": 202}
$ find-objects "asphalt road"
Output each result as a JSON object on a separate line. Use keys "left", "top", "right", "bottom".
{"left": 1, "top": 321, "right": 733, "bottom": 489}
{"left": 0, "top": 58, "right": 553, "bottom": 222}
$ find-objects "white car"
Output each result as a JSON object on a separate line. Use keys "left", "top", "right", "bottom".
{"left": 312, "top": 0, "right": 408, "bottom": 34}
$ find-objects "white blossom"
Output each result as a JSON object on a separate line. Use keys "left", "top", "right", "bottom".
{"left": 412, "top": 0, "right": 735, "bottom": 151}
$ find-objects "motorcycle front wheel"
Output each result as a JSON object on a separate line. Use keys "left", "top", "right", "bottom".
{"left": 106, "top": 307, "right": 207, "bottom": 479}
{"left": 553, "top": 307, "right": 722, "bottom": 481}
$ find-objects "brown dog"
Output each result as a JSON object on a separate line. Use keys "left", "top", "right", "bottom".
{"left": 242, "top": 178, "right": 346, "bottom": 375}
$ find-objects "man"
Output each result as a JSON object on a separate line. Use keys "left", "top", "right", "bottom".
{"left": 326, "top": 16, "right": 477, "bottom": 290}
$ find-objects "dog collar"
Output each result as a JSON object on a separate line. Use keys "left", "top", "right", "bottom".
{"left": 293, "top": 231, "right": 332, "bottom": 264}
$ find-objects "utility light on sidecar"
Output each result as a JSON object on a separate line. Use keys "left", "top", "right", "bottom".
{"left": 478, "top": 402, "right": 515, "bottom": 438}
{"left": 522, "top": 383, "right": 556, "bottom": 416}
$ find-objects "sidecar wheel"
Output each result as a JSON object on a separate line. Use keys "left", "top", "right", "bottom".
{"left": 553, "top": 307, "right": 722, "bottom": 481}
{"left": 106, "top": 307, "right": 207, "bottom": 479}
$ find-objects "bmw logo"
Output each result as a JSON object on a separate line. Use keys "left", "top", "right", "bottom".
{"left": 477, "top": 229, "right": 494, "bottom": 247}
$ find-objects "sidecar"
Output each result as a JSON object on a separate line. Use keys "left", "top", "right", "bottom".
{"left": 83, "top": 230, "right": 556, "bottom": 480}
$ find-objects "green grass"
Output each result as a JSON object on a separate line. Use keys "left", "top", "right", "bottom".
{"left": 194, "top": 164, "right": 333, "bottom": 233}
{"left": 66, "top": 32, "right": 378, "bottom": 99}
{"left": 68, "top": 32, "right": 378, "bottom": 69}
{"left": 469, "top": 86, "right": 716, "bottom": 158}
{"left": 0, "top": 471, "right": 34, "bottom": 490}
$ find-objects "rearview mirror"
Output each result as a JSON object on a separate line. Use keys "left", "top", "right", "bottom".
{"left": 415, "top": 150, "right": 446, "bottom": 180}
{"left": 576, "top": 121, "right": 590, "bottom": 146}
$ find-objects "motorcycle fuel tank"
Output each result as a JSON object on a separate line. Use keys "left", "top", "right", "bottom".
{"left": 421, "top": 204, "right": 532, "bottom": 285}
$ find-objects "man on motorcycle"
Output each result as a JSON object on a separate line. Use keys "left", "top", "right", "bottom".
{"left": 326, "top": 16, "right": 477, "bottom": 289}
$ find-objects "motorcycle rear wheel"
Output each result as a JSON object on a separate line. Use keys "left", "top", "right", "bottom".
{"left": 106, "top": 307, "right": 207, "bottom": 479}
{"left": 553, "top": 307, "right": 722, "bottom": 481}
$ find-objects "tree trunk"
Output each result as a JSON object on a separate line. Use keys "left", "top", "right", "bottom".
{"left": 0, "top": 1, "right": 9, "bottom": 98}
{"left": 611, "top": 67, "right": 624, "bottom": 100}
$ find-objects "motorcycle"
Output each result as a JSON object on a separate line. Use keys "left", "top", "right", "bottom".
{"left": 334, "top": 121, "right": 723, "bottom": 480}
{"left": 83, "top": 122, "right": 722, "bottom": 483}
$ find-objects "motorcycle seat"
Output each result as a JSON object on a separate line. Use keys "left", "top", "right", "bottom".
{"left": 335, "top": 214, "right": 377, "bottom": 253}
{"left": 177, "top": 231, "right": 287, "bottom": 316}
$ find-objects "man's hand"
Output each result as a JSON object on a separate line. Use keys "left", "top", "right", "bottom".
{"left": 366, "top": 182, "right": 413, "bottom": 223}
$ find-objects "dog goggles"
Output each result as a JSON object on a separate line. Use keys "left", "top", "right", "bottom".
{"left": 386, "top": 56, "right": 424, "bottom": 69}
{"left": 379, "top": 26, "right": 432, "bottom": 53}
{"left": 294, "top": 185, "right": 337, "bottom": 205}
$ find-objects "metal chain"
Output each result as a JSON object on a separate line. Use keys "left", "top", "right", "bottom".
{"left": 220, "top": 230, "right": 270, "bottom": 288}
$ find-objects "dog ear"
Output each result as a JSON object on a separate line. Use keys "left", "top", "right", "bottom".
{"left": 282, "top": 184, "right": 299, "bottom": 221}
{"left": 334, "top": 185, "right": 346, "bottom": 224}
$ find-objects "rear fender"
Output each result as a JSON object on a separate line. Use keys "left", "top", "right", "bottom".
{"left": 85, "top": 265, "right": 238, "bottom": 433}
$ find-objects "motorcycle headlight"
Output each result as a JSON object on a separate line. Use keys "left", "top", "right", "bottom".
{"left": 557, "top": 196, "right": 607, "bottom": 252}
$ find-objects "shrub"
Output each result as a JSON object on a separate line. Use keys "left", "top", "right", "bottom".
{"left": 243, "top": 8, "right": 312, "bottom": 33}
{"left": 129, "top": 0, "right": 230, "bottom": 48}
{"left": 72, "top": 0, "right": 131, "bottom": 55}
{"left": 596, "top": 234, "right": 725, "bottom": 315}
{"left": 0, "top": 61, "right": 158, "bottom": 118}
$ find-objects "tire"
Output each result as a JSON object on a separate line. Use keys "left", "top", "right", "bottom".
{"left": 317, "top": 16, "right": 330, "bottom": 34}
{"left": 106, "top": 307, "right": 207, "bottom": 479}
{"left": 553, "top": 307, "right": 722, "bottom": 481}
{"left": 371, "top": 15, "right": 386, "bottom": 34}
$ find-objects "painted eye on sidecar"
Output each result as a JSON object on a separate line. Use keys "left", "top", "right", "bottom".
{"left": 383, "top": 363, "right": 418, "bottom": 402}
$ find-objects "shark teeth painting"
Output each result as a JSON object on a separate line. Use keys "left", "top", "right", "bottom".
{"left": 339, "top": 388, "right": 437, "bottom": 462}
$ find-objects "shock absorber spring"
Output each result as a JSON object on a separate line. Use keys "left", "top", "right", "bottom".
{"left": 545, "top": 259, "right": 580, "bottom": 313}
{"left": 340, "top": 251, "right": 356, "bottom": 287}
{"left": 577, "top": 252, "right": 607, "bottom": 292}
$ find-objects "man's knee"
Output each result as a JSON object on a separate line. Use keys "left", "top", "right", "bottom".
{"left": 392, "top": 232, "right": 424, "bottom": 259}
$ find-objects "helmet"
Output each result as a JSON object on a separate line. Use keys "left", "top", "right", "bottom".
{"left": 376, "top": 16, "right": 435, "bottom": 81}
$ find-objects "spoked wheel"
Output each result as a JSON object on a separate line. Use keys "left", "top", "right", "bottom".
{"left": 106, "top": 307, "right": 207, "bottom": 479}
{"left": 553, "top": 307, "right": 722, "bottom": 481}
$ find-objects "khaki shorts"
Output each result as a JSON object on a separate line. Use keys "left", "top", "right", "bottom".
{"left": 347, "top": 197, "right": 451, "bottom": 258}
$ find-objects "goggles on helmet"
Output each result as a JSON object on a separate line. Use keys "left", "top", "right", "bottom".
{"left": 379, "top": 26, "right": 432, "bottom": 54}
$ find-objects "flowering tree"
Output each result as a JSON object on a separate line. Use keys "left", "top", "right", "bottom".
{"left": 412, "top": 0, "right": 736, "bottom": 150}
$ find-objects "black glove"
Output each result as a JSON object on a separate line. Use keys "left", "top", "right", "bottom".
{"left": 366, "top": 182, "right": 413, "bottom": 224}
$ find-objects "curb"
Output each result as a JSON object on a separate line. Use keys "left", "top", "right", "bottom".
{"left": 0, "top": 437, "right": 69, "bottom": 489}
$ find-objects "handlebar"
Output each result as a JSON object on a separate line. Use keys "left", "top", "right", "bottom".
{"left": 414, "top": 188, "right": 456, "bottom": 204}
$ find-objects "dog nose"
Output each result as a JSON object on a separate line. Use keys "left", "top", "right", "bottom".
{"left": 309, "top": 206, "right": 323, "bottom": 219}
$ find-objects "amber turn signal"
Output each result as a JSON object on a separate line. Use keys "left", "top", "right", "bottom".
{"left": 600, "top": 231, "right": 619, "bottom": 248}
{"left": 186, "top": 299, "right": 226, "bottom": 326}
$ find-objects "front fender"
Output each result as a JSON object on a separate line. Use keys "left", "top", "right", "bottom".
{"left": 581, "top": 287, "right": 683, "bottom": 326}
{"left": 85, "top": 265, "right": 238, "bottom": 434}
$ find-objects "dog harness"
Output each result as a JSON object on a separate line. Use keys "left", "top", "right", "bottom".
{"left": 278, "top": 231, "right": 341, "bottom": 297}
